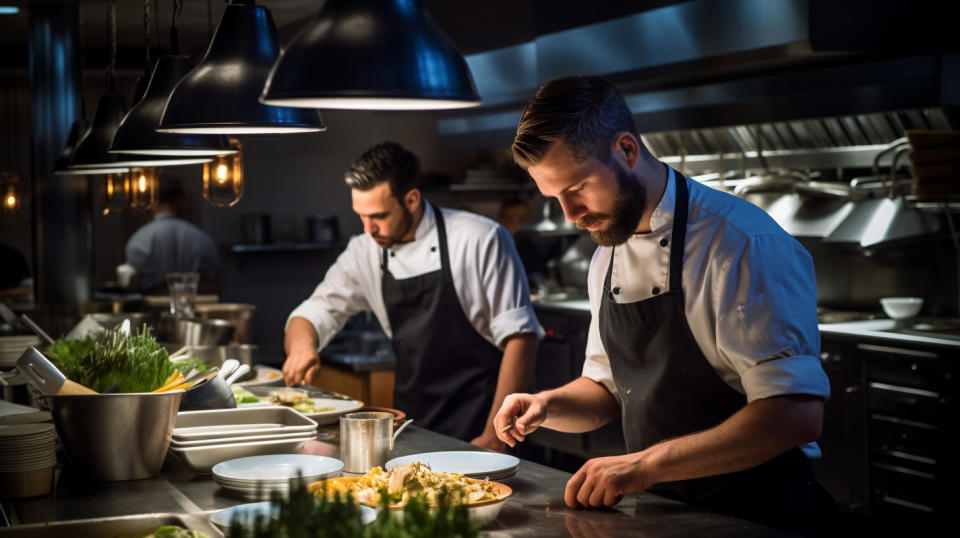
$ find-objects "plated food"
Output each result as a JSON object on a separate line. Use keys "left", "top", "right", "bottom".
{"left": 308, "top": 462, "right": 511, "bottom": 508}
{"left": 231, "top": 387, "right": 362, "bottom": 424}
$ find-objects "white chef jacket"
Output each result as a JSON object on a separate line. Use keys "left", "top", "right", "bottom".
{"left": 124, "top": 212, "right": 220, "bottom": 292}
{"left": 288, "top": 200, "right": 543, "bottom": 351}
{"left": 582, "top": 168, "right": 830, "bottom": 457}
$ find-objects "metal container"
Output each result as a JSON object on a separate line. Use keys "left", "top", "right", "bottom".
{"left": 340, "top": 411, "right": 393, "bottom": 474}
{"left": 168, "top": 344, "right": 259, "bottom": 372}
{"left": 157, "top": 316, "right": 235, "bottom": 346}
{"left": 194, "top": 303, "right": 255, "bottom": 344}
{"left": 179, "top": 373, "right": 237, "bottom": 412}
{"left": 45, "top": 391, "right": 182, "bottom": 481}
{"left": 0, "top": 512, "right": 224, "bottom": 537}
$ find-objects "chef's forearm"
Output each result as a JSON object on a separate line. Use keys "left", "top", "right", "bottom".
{"left": 539, "top": 377, "right": 620, "bottom": 433}
{"left": 481, "top": 333, "right": 539, "bottom": 435}
{"left": 637, "top": 394, "right": 824, "bottom": 486}
{"left": 284, "top": 316, "right": 320, "bottom": 355}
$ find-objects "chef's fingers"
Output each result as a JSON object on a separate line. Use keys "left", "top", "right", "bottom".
{"left": 494, "top": 394, "right": 528, "bottom": 445}
{"left": 302, "top": 363, "right": 320, "bottom": 387}
{"left": 564, "top": 466, "right": 588, "bottom": 508}
{"left": 578, "top": 470, "right": 602, "bottom": 507}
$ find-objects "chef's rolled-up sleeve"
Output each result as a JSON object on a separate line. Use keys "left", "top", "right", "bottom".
{"left": 479, "top": 226, "right": 544, "bottom": 346}
{"left": 581, "top": 247, "right": 620, "bottom": 402}
{"left": 715, "top": 234, "right": 830, "bottom": 402}
{"left": 286, "top": 237, "right": 372, "bottom": 351}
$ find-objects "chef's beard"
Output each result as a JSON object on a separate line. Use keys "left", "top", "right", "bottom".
{"left": 577, "top": 163, "right": 647, "bottom": 247}
{"left": 372, "top": 206, "right": 415, "bottom": 249}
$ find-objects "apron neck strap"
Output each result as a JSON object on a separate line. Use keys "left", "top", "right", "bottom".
{"left": 380, "top": 202, "right": 452, "bottom": 279}
{"left": 603, "top": 166, "right": 690, "bottom": 295}
{"left": 669, "top": 168, "right": 689, "bottom": 291}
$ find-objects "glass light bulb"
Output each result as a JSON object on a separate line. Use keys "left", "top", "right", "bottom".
{"left": 216, "top": 163, "right": 228, "bottom": 184}
{"left": 203, "top": 138, "right": 244, "bottom": 207}
{"left": 5, "top": 194, "right": 14, "bottom": 208}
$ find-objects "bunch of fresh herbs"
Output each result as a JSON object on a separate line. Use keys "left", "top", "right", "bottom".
{"left": 46, "top": 326, "right": 201, "bottom": 393}
{"left": 230, "top": 480, "right": 480, "bottom": 538}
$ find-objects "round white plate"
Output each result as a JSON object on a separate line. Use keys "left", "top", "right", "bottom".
{"left": 233, "top": 366, "right": 284, "bottom": 388}
{"left": 385, "top": 451, "right": 520, "bottom": 476}
{"left": 210, "top": 501, "right": 376, "bottom": 529}
{"left": 213, "top": 454, "right": 343, "bottom": 482}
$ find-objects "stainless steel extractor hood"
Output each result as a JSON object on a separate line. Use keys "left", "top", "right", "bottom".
{"left": 435, "top": 0, "right": 959, "bottom": 150}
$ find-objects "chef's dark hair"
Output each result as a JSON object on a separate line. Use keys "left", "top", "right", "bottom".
{"left": 345, "top": 142, "right": 420, "bottom": 199}
{"left": 512, "top": 75, "right": 645, "bottom": 170}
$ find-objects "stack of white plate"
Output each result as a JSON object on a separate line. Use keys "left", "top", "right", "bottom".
{"left": 212, "top": 454, "right": 344, "bottom": 500}
{"left": 0, "top": 335, "right": 40, "bottom": 369}
{"left": 386, "top": 451, "right": 520, "bottom": 481}
{"left": 168, "top": 407, "right": 319, "bottom": 474}
{"left": 0, "top": 423, "right": 57, "bottom": 498}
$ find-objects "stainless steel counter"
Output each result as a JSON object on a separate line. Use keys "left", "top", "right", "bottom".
{"left": 819, "top": 319, "right": 960, "bottom": 349}
{"left": 2, "top": 425, "right": 793, "bottom": 536}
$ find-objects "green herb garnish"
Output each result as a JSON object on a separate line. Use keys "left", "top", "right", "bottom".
{"left": 46, "top": 326, "right": 183, "bottom": 393}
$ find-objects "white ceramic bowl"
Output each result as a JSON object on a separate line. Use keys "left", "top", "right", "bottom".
{"left": 880, "top": 297, "right": 923, "bottom": 320}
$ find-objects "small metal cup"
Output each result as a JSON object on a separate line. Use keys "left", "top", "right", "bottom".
{"left": 340, "top": 411, "right": 393, "bottom": 474}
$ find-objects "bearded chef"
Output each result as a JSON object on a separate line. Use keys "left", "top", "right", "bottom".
{"left": 284, "top": 142, "right": 542, "bottom": 452}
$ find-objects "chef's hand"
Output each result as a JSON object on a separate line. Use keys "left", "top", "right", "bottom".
{"left": 564, "top": 452, "right": 651, "bottom": 508}
{"left": 494, "top": 392, "right": 547, "bottom": 447}
{"left": 282, "top": 346, "right": 320, "bottom": 387}
{"left": 470, "top": 431, "right": 508, "bottom": 453}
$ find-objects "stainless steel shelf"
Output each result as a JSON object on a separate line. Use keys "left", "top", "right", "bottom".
{"left": 228, "top": 241, "right": 340, "bottom": 254}
{"left": 905, "top": 195, "right": 960, "bottom": 213}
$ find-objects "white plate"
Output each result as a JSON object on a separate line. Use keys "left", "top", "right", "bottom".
{"left": 213, "top": 454, "right": 344, "bottom": 482}
{"left": 385, "top": 451, "right": 520, "bottom": 477}
{"left": 210, "top": 501, "right": 376, "bottom": 530}
{"left": 233, "top": 365, "right": 285, "bottom": 388}
{"left": 171, "top": 430, "right": 317, "bottom": 448}
{"left": 168, "top": 436, "right": 317, "bottom": 474}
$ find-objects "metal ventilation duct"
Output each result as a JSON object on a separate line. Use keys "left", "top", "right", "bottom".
{"left": 435, "top": 0, "right": 959, "bottom": 150}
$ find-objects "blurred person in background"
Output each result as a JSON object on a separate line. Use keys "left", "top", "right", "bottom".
{"left": 121, "top": 170, "right": 220, "bottom": 295}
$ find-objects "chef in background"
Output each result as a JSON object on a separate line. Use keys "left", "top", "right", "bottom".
{"left": 284, "top": 142, "right": 542, "bottom": 451}
{"left": 494, "top": 75, "right": 835, "bottom": 536}
{"left": 121, "top": 170, "right": 220, "bottom": 294}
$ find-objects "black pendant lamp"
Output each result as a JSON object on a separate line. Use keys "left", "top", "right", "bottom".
{"left": 54, "top": 119, "right": 129, "bottom": 175}
{"left": 158, "top": 1, "right": 325, "bottom": 134}
{"left": 71, "top": 0, "right": 213, "bottom": 170}
{"left": 261, "top": 0, "right": 481, "bottom": 110}
{"left": 68, "top": 93, "right": 130, "bottom": 170}
{"left": 111, "top": 55, "right": 235, "bottom": 156}
{"left": 69, "top": 90, "right": 215, "bottom": 169}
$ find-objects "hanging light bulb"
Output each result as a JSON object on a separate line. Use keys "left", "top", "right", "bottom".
{"left": 203, "top": 137, "right": 243, "bottom": 206}
{"left": 100, "top": 171, "right": 129, "bottom": 215}
{"left": 2, "top": 184, "right": 19, "bottom": 216}
{"left": 128, "top": 167, "right": 158, "bottom": 210}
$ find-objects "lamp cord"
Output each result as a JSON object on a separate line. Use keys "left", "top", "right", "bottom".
{"left": 106, "top": 0, "right": 117, "bottom": 93}
{"left": 2, "top": 69, "right": 9, "bottom": 171}
{"left": 144, "top": 0, "right": 152, "bottom": 73}
{"left": 171, "top": 0, "right": 183, "bottom": 55}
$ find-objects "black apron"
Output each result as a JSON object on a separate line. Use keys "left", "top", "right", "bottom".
{"left": 599, "top": 170, "right": 834, "bottom": 536}
{"left": 381, "top": 204, "right": 502, "bottom": 441}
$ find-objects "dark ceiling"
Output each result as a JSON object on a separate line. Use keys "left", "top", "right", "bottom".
{"left": 0, "top": 1, "right": 686, "bottom": 69}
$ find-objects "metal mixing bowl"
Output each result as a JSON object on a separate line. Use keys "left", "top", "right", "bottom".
{"left": 157, "top": 316, "right": 235, "bottom": 346}
{"left": 44, "top": 391, "right": 183, "bottom": 481}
